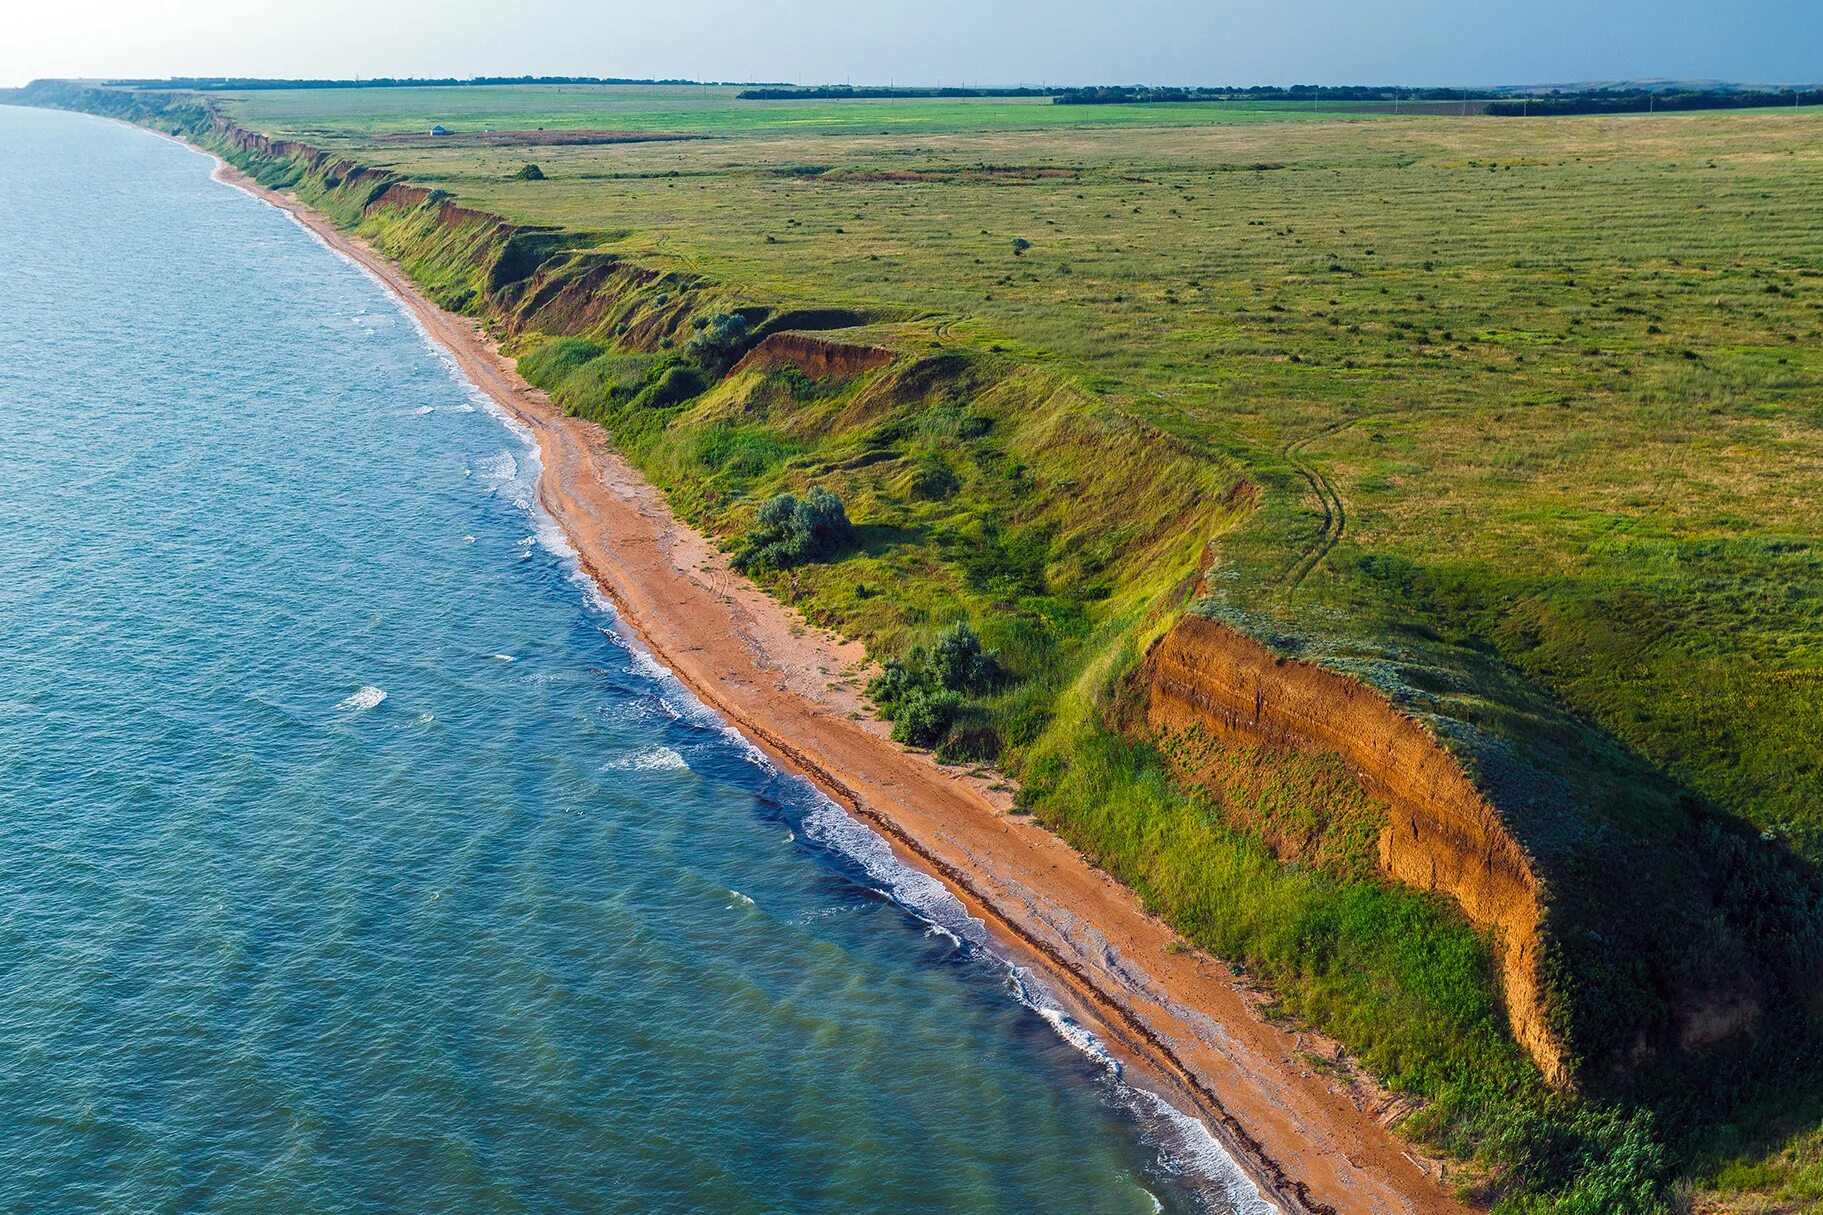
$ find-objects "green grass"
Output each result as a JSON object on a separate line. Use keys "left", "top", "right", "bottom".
{"left": 217, "top": 98, "right": 1823, "bottom": 857}
{"left": 218, "top": 83, "right": 1396, "bottom": 140}
{"left": 36, "top": 79, "right": 1822, "bottom": 1212}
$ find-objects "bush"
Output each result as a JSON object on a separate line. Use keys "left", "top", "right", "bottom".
{"left": 866, "top": 621, "right": 1005, "bottom": 754}
{"left": 633, "top": 363, "right": 706, "bottom": 409}
{"left": 890, "top": 688, "right": 963, "bottom": 747}
{"left": 685, "top": 310, "right": 752, "bottom": 372}
{"left": 867, "top": 656, "right": 927, "bottom": 709}
{"left": 733, "top": 486, "right": 855, "bottom": 572}
{"left": 514, "top": 163, "right": 546, "bottom": 181}
{"left": 930, "top": 620, "right": 1002, "bottom": 693}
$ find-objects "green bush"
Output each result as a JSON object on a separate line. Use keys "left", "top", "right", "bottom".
{"left": 866, "top": 622, "right": 1005, "bottom": 754}
{"left": 685, "top": 310, "right": 752, "bottom": 372}
{"left": 514, "top": 162, "right": 546, "bottom": 181}
{"left": 633, "top": 363, "right": 707, "bottom": 409}
{"left": 890, "top": 688, "right": 963, "bottom": 747}
{"left": 930, "top": 620, "right": 1003, "bottom": 693}
{"left": 733, "top": 486, "right": 855, "bottom": 572}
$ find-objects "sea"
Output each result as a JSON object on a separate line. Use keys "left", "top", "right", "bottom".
{"left": 0, "top": 103, "right": 1269, "bottom": 1215}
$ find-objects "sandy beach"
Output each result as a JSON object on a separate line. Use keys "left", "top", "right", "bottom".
{"left": 203, "top": 150, "right": 1471, "bottom": 1215}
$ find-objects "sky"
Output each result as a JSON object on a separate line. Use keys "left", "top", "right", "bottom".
{"left": 5, "top": 0, "right": 1820, "bottom": 90}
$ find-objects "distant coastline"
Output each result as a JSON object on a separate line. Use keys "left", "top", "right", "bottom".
{"left": 149, "top": 119, "right": 1470, "bottom": 1215}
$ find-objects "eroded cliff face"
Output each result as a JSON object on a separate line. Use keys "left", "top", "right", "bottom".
{"left": 731, "top": 332, "right": 896, "bottom": 379}
{"left": 1141, "top": 614, "right": 1571, "bottom": 1087}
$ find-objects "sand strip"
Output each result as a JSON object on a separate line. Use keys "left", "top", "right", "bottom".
{"left": 201, "top": 148, "right": 1471, "bottom": 1215}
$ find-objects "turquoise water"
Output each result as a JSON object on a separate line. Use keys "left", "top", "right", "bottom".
{"left": 0, "top": 106, "right": 1264, "bottom": 1214}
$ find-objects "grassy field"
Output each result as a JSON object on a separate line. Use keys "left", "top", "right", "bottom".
{"left": 223, "top": 83, "right": 1389, "bottom": 138}
{"left": 41, "top": 82, "right": 1821, "bottom": 1211}
{"left": 222, "top": 84, "right": 1823, "bottom": 858}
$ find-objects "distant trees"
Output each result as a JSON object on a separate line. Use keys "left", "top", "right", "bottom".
{"left": 1486, "top": 88, "right": 1823, "bottom": 116}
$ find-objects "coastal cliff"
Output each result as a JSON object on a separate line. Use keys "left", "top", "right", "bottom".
{"left": 1141, "top": 615, "right": 1565, "bottom": 1084}
{"left": 13, "top": 77, "right": 1823, "bottom": 1211}
{"left": 152, "top": 87, "right": 1820, "bottom": 1094}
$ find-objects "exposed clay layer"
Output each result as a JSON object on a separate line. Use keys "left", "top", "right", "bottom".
{"left": 731, "top": 331, "right": 897, "bottom": 378}
{"left": 1142, "top": 614, "right": 1570, "bottom": 1088}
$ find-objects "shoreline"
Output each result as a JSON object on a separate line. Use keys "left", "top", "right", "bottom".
{"left": 191, "top": 138, "right": 1471, "bottom": 1215}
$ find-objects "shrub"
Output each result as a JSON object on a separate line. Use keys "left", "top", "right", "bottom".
{"left": 633, "top": 363, "right": 706, "bottom": 409}
{"left": 890, "top": 688, "right": 963, "bottom": 747}
{"left": 514, "top": 163, "right": 546, "bottom": 181}
{"left": 866, "top": 621, "right": 1004, "bottom": 754}
{"left": 685, "top": 310, "right": 751, "bottom": 373}
{"left": 930, "top": 620, "right": 1002, "bottom": 693}
{"left": 867, "top": 657, "right": 926, "bottom": 709}
{"left": 733, "top": 486, "right": 855, "bottom": 572}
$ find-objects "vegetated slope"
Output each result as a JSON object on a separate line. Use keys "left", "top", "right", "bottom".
{"left": 12, "top": 78, "right": 1822, "bottom": 1211}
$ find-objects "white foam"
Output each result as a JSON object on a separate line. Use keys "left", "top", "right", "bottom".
{"left": 474, "top": 451, "right": 518, "bottom": 483}
{"left": 336, "top": 685, "right": 386, "bottom": 712}
{"left": 798, "top": 799, "right": 985, "bottom": 948}
{"left": 721, "top": 724, "right": 774, "bottom": 771}
{"left": 490, "top": 653, "right": 516, "bottom": 663}
{"left": 603, "top": 745, "right": 690, "bottom": 773}
{"left": 411, "top": 405, "right": 435, "bottom": 415}
{"left": 1123, "top": 1089, "right": 1284, "bottom": 1215}
{"left": 1037, "top": 1005, "right": 1121, "bottom": 1076}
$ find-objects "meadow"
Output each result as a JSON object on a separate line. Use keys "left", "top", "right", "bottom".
{"left": 138, "top": 83, "right": 1823, "bottom": 1210}
{"left": 228, "top": 84, "right": 1823, "bottom": 862}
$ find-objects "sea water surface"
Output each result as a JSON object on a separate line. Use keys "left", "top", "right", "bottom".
{"left": 0, "top": 105, "right": 1267, "bottom": 1215}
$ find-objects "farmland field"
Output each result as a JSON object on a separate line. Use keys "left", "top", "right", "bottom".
{"left": 83, "top": 81, "right": 1823, "bottom": 1210}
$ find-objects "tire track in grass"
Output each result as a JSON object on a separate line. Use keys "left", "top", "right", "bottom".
{"left": 1281, "top": 421, "right": 1352, "bottom": 589}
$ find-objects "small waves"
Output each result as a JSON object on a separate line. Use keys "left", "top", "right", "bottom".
{"left": 603, "top": 745, "right": 690, "bottom": 773}
{"left": 1035, "top": 1004, "right": 1121, "bottom": 1076}
{"left": 1121, "top": 1090, "right": 1284, "bottom": 1215}
{"left": 335, "top": 685, "right": 387, "bottom": 712}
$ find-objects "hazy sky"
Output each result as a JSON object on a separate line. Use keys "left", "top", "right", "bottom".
{"left": 6, "top": 0, "right": 1820, "bottom": 90}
